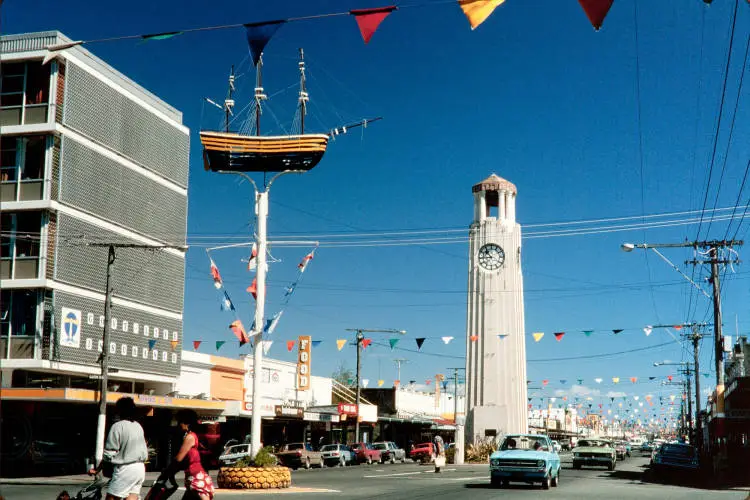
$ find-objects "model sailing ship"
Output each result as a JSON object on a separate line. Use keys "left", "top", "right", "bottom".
{"left": 200, "top": 49, "right": 380, "bottom": 173}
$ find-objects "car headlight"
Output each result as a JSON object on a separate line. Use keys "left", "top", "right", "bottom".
{"left": 490, "top": 459, "right": 500, "bottom": 466}
{"left": 537, "top": 460, "right": 546, "bottom": 468}
{"left": 573, "top": 453, "right": 580, "bottom": 458}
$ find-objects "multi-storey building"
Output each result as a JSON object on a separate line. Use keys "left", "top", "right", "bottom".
{"left": 0, "top": 31, "right": 189, "bottom": 472}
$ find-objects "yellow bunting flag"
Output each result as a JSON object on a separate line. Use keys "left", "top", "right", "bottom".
{"left": 170, "top": 340, "right": 179, "bottom": 350}
{"left": 532, "top": 332, "right": 544, "bottom": 342}
{"left": 377, "top": 380, "right": 384, "bottom": 387}
{"left": 458, "top": 0, "right": 506, "bottom": 30}
{"left": 336, "top": 339, "right": 347, "bottom": 351}
{"left": 612, "top": 377, "right": 620, "bottom": 384}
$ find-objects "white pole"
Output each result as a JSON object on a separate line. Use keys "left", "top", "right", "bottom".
{"left": 250, "top": 190, "right": 268, "bottom": 458}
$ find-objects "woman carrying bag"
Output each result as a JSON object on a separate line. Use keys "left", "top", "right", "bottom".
{"left": 433, "top": 435, "right": 446, "bottom": 473}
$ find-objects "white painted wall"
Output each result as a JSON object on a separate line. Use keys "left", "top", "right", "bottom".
{"left": 175, "top": 351, "right": 212, "bottom": 397}
{"left": 395, "top": 388, "right": 466, "bottom": 418}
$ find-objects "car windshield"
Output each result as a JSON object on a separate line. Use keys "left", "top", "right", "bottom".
{"left": 500, "top": 436, "right": 547, "bottom": 451}
{"left": 417, "top": 443, "right": 431, "bottom": 448}
{"left": 660, "top": 445, "right": 694, "bottom": 456}
{"left": 577, "top": 440, "right": 610, "bottom": 448}
{"left": 225, "top": 445, "right": 247, "bottom": 454}
{"left": 287, "top": 444, "right": 303, "bottom": 450}
{"left": 320, "top": 445, "right": 338, "bottom": 452}
{"left": 372, "top": 443, "right": 387, "bottom": 450}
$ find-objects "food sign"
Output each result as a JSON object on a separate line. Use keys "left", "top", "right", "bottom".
{"left": 297, "top": 335, "right": 311, "bottom": 390}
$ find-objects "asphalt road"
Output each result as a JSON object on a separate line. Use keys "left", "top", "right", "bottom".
{"left": 2, "top": 454, "right": 747, "bottom": 499}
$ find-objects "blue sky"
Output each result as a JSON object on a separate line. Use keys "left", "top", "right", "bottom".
{"left": 7, "top": 1, "right": 749, "bottom": 419}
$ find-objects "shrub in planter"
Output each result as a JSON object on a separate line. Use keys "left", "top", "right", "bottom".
{"left": 445, "top": 447, "right": 456, "bottom": 464}
{"left": 217, "top": 447, "right": 291, "bottom": 490}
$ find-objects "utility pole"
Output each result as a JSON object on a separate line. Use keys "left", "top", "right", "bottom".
{"left": 447, "top": 367, "right": 465, "bottom": 465}
{"left": 82, "top": 242, "right": 185, "bottom": 466}
{"left": 688, "top": 326, "right": 703, "bottom": 447}
{"left": 393, "top": 358, "right": 409, "bottom": 382}
{"left": 686, "top": 239, "right": 742, "bottom": 423}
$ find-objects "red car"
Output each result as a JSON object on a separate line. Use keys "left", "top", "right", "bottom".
{"left": 349, "top": 442, "right": 382, "bottom": 464}
{"left": 409, "top": 442, "right": 434, "bottom": 464}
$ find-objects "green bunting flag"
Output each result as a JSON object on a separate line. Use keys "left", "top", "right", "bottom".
{"left": 582, "top": 330, "right": 593, "bottom": 337}
{"left": 141, "top": 31, "right": 183, "bottom": 41}
{"left": 216, "top": 340, "right": 226, "bottom": 351}
{"left": 389, "top": 338, "right": 400, "bottom": 350}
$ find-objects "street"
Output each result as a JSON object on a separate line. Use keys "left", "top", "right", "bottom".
{"left": 2, "top": 455, "right": 747, "bottom": 499}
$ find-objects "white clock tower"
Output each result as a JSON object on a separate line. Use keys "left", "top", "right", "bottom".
{"left": 465, "top": 174, "right": 528, "bottom": 443}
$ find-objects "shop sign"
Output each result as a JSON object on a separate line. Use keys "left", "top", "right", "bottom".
{"left": 297, "top": 335, "right": 311, "bottom": 391}
{"left": 337, "top": 403, "right": 358, "bottom": 416}
{"left": 275, "top": 405, "right": 304, "bottom": 418}
{"left": 303, "top": 412, "right": 341, "bottom": 423}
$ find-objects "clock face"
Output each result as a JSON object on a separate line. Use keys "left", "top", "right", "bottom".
{"left": 478, "top": 243, "right": 505, "bottom": 271}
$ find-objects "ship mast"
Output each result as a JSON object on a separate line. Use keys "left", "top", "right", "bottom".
{"left": 254, "top": 54, "right": 267, "bottom": 136}
{"left": 224, "top": 65, "right": 235, "bottom": 133}
{"left": 297, "top": 48, "right": 309, "bottom": 135}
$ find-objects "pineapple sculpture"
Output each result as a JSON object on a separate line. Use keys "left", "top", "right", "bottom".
{"left": 217, "top": 447, "right": 292, "bottom": 490}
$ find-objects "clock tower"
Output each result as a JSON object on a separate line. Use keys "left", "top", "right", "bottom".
{"left": 465, "top": 174, "right": 528, "bottom": 443}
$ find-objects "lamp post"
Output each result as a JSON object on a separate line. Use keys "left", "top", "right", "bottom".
{"left": 345, "top": 328, "right": 406, "bottom": 442}
{"left": 222, "top": 170, "right": 303, "bottom": 457}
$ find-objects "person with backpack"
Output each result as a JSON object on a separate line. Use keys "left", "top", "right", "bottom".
{"left": 173, "top": 410, "right": 214, "bottom": 500}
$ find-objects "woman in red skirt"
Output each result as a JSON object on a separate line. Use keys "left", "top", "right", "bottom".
{"left": 174, "top": 410, "right": 215, "bottom": 500}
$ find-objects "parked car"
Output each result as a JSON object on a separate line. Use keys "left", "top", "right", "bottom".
{"left": 372, "top": 442, "right": 407, "bottom": 463}
{"left": 320, "top": 444, "right": 355, "bottom": 467}
{"left": 640, "top": 442, "right": 655, "bottom": 453}
{"left": 650, "top": 443, "right": 699, "bottom": 478}
{"left": 572, "top": 439, "right": 616, "bottom": 471}
{"left": 489, "top": 434, "right": 561, "bottom": 489}
{"left": 409, "top": 442, "right": 434, "bottom": 464}
{"left": 350, "top": 442, "right": 382, "bottom": 464}
{"left": 275, "top": 443, "right": 324, "bottom": 469}
{"left": 613, "top": 442, "right": 628, "bottom": 461}
{"left": 550, "top": 440, "right": 562, "bottom": 454}
{"left": 218, "top": 443, "right": 252, "bottom": 466}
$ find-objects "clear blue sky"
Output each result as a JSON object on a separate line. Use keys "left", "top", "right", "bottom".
{"left": 8, "top": 1, "right": 749, "bottom": 421}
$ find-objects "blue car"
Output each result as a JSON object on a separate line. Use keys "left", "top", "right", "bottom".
{"left": 489, "top": 434, "right": 561, "bottom": 489}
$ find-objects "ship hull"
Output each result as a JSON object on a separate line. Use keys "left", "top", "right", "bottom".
{"left": 200, "top": 131, "right": 329, "bottom": 173}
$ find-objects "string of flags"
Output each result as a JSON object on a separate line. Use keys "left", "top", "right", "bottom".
{"left": 529, "top": 324, "right": 691, "bottom": 342}
{"left": 45, "top": 0, "right": 636, "bottom": 66}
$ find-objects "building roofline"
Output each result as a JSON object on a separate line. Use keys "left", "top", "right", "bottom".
{"left": 0, "top": 31, "right": 182, "bottom": 122}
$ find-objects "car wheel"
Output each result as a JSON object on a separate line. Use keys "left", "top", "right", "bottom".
{"left": 339, "top": 456, "right": 346, "bottom": 467}
{"left": 608, "top": 462, "right": 615, "bottom": 471}
{"left": 551, "top": 468, "right": 560, "bottom": 487}
{"left": 490, "top": 476, "right": 501, "bottom": 488}
{"left": 367, "top": 456, "right": 372, "bottom": 465}
{"left": 304, "top": 457, "right": 311, "bottom": 470}
{"left": 320, "top": 458, "right": 325, "bottom": 468}
{"left": 542, "top": 475, "right": 551, "bottom": 490}
{"left": 573, "top": 462, "right": 581, "bottom": 470}
{"left": 390, "top": 455, "right": 396, "bottom": 464}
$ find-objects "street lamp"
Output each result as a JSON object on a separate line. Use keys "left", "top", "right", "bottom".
{"left": 345, "top": 328, "right": 407, "bottom": 442}
{"left": 620, "top": 242, "right": 710, "bottom": 299}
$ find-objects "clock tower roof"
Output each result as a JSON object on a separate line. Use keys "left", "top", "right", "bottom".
{"left": 472, "top": 174, "right": 517, "bottom": 195}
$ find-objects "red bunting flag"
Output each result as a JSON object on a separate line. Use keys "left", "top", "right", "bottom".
{"left": 298, "top": 251, "right": 315, "bottom": 273}
{"left": 286, "top": 340, "right": 295, "bottom": 352}
{"left": 577, "top": 0, "right": 614, "bottom": 31}
{"left": 470, "top": 335, "right": 479, "bottom": 342}
{"left": 630, "top": 377, "right": 638, "bottom": 383}
{"left": 229, "top": 320, "right": 250, "bottom": 346}
{"left": 193, "top": 340, "right": 202, "bottom": 350}
{"left": 247, "top": 243, "right": 258, "bottom": 271}
{"left": 350, "top": 6, "right": 397, "bottom": 44}
{"left": 425, "top": 379, "right": 432, "bottom": 385}
{"left": 667, "top": 375, "right": 673, "bottom": 382}
{"left": 362, "top": 338, "right": 372, "bottom": 349}
{"left": 209, "top": 258, "right": 222, "bottom": 289}
{"left": 554, "top": 332, "right": 565, "bottom": 341}
{"left": 394, "top": 380, "right": 400, "bottom": 387}
{"left": 247, "top": 278, "right": 258, "bottom": 300}
{"left": 542, "top": 379, "right": 549, "bottom": 386}
{"left": 673, "top": 325, "right": 683, "bottom": 331}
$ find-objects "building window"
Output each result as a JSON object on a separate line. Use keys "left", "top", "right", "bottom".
{"left": 0, "top": 135, "right": 46, "bottom": 202}
{"left": 0, "top": 289, "right": 39, "bottom": 337}
{"left": 0, "top": 211, "right": 42, "bottom": 279}
{"left": 0, "top": 62, "right": 50, "bottom": 126}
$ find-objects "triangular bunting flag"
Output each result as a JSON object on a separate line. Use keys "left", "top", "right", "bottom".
{"left": 389, "top": 338, "right": 400, "bottom": 350}
{"left": 613, "top": 329, "right": 623, "bottom": 335}
{"left": 554, "top": 332, "right": 565, "bottom": 341}
{"left": 667, "top": 375, "right": 673, "bottom": 382}
{"left": 577, "top": 378, "right": 584, "bottom": 384}
{"left": 560, "top": 379, "right": 567, "bottom": 384}
{"left": 612, "top": 377, "right": 620, "bottom": 384}
{"left": 350, "top": 6, "right": 397, "bottom": 44}
{"left": 148, "top": 339, "right": 157, "bottom": 349}
{"left": 532, "top": 332, "right": 544, "bottom": 342}
{"left": 362, "top": 379, "right": 370, "bottom": 388}
{"left": 595, "top": 378, "right": 603, "bottom": 384}
{"left": 458, "top": 0, "right": 506, "bottom": 30}
{"left": 311, "top": 340, "right": 322, "bottom": 348}
{"left": 298, "top": 251, "right": 315, "bottom": 273}
{"left": 216, "top": 340, "right": 226, "bottom": 351}
{"left": 644, "top": 326, "right": 652, "bottom": 336}
{"left": 425, "top": 379, "right": 431, "bottom": 385}
{"left": 229, "top": 320, "right": 250, "bottom": 345}
{"left": 362, "top": 338, "right": 372, "bottom": 349}
{"left": 221, "top": 290, "right": 235, "bottom": 312}
{"left": 673, "top": 325, "right": 683, "bottom": 331}
{"left": 497, "top": 334, "right": 509, "bottom": 339}
{"left": 583, "top": 330, "right": 594, "bottom": 337}
{"left": 263, "top": 311, "right": 283, "bottom": 335}
{"left": 262, "top": 340, "right": 273, "bottom": 355}
{"left": 244, "top": 20, "right": 286, "bottom": 66}
{"left": 542, "top": 379, "right": 549, "bottom": 386}
{"left": 284, "top": 282, "right": 297, "bottom": 298}
{"left": 577, "top": 0, "right": 614, "bottom": 31}
{"left": 209, "top": 258, "right": 223, "bottom": 289}
{"left": 377, "top": 380, "right": 384, "bottom": 387}
{"left": 415, "top": 338, "right": 426, "bottom": 350}
{"left": 442, "top": 381, "right": 449, "bottom": 390}
{"left": 441, "top": 336, "right": 454, "bottom": 345}
{"left": 630, "top": 377, "right": 637, "bottom": 383}
{"left": 141, "top": 31, "right": 183, "bottom": 41}
{"left": 247, "top": 278, "right": 258, "bottom": 300}
{"left": 394, "top": 380, "right": 400, "bottom": 387}
{"left": 286, "top": 340, "right": 295, "bottom": 352}
{"left": 192, "top": 340, "right": 201, "bottom": 351}
{"left": 470, "top": 335, "right": 479, "bottom": 342}
{"left": 247, "top": 243, "right": 258, "bottom": 271}
{"left": 170, "top": 340, "right": 179, "bottom": 350}
{"left": 336, "top": 339, "right": 347, "bottom": 351}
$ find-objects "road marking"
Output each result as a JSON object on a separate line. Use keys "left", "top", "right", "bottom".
{"left": 215, "top": 487, "right": 341, "bottom": 495}
{"left": 444, "top": 476, "right": 490, "bottom": 481}
{"left": 363, "top": 471, "right": 423, "bottom": 478}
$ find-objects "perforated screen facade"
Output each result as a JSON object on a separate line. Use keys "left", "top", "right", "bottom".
{"left": 54, "top": 290, "right": 182, "bottom": 377}
{"left": 63, "top": 62, "right": 189, "bottom": 187}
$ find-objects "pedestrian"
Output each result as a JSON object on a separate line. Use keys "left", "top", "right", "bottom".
{"left": 89, "top": 396, "right": 148, "bottom": 500}
{"left": 433, "top": 435, "right": 446, "bottom": 473}
{"left": 173, "top": 409, "right": 214, "bottom": 500}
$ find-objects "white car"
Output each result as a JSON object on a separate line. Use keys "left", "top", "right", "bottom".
{"left": 551, "top": 440, "right": 562, "bottom": 453}
{"left": 219, "top": 444, "right": 252, "bottom": 466}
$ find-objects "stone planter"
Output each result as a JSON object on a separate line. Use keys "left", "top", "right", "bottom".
{"left": 217, "top": 465, "right": 292, "bottom": 489}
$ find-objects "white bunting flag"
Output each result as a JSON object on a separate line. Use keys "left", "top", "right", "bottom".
{"left": 643, "top": 325, "right": 652, "bottom": 336}
{"left": 441, "top": 336, "right": 454, "bottom": 345}
{"left": 262, "top": 340, "right": 273, "bottom": 355}
{"left": 362, "top": 379, "right": 370, "bottom": 388}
